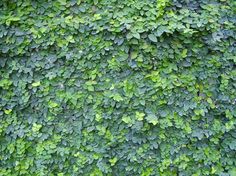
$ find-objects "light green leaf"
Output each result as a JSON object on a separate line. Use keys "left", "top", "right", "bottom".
{"left": 113, "top": 93, "right": 123, "bottom": 102}
{"left": 133, "top": 33, "right": 140, "bottom": 39}
{"left": 122, "top": 116, "right": 132, "bottom": 124}
{"left": 77, "top": 0, "right": 81, "bottom": 5}
{"left": 109, "top": 157, "right": 117, "bottom": 166}
{"left": 131, "top": 51, "right": 138, "bottom": 59}
{"left": 148, "top": 34, "right": 157, "bottom": 42}
{"left": 181, "top": 49, "right": 188, "bottom": 58}
{"left": 48, "top": 101, "right": 58, "bottom": 108}
{"left": 32, "top": 81, "right": 41, "bottom": 87}
{"left": 146, "top": 114, "right": 158, "bottom": 125}
{"left": 4, "top": 109, "right": 12, "bottom": 115}
{"left": 136, "top": 112, "right": 145, "bottom": 121}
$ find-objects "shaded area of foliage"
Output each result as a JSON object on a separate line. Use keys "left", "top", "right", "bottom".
{"left": 0, "top": 0, "right": 236, "bottom": 175}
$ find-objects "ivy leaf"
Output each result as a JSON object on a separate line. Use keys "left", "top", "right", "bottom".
{"left": 32, "top": 81, "right": 41, "bottom": 87}
{"left": 136, "top": 112, "right": 145, "bottom": 121}
{"left": 109, "top": 157, "right": 118, "bottom": 166}
{"left": 94, "top": 0, "right": 98, "bottom": 5}
{"left": 32, "top": 123, "right": 42, "bottom": 132}
{"left": 181, "top": 49, "right": 188, "bottom": 58}
{"left": 146, "top": 114, "right": 158, "bottom": 125}
{"left": 77, "top": 0, "right": 81, "bottom": 5}
{"left": 148, "top": 34, "right": 157, "bottom": 42}
{"left": 4, "top": 109, "right": 12, "bottom": 115}
{"left": 131, "top": 51, "right": 138, "bottom": 59}
{"left": 229, "top": 168, "right": 236, "bottom": 176}
{"left": 113, "top": 93, "right": 123, "bottom": 102}
{"left": 122, "top": 116, "right": 132, "bottom": 124}
{"left": 133, "top": 33, "right": 140, "bottom": 39}
{"left": 87, "top": 85, "right": 94, "bottom": 91}
{"left": 58, "top": 0, "right": 67, "bottom": 5}
{"left": 48, "top": 101, "right": 58, "bottom": 108}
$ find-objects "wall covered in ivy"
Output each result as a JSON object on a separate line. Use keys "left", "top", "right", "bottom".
{"left": 0, "top": 0, "right": 236, "bottom": 175}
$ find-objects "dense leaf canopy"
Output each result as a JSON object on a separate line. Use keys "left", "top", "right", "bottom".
{"left": 0, "top": 0, "right": 236, "bottom": 175}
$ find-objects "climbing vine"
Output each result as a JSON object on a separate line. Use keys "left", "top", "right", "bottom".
{"left": 0, "top": 0, "right": 236, "bottom": 175}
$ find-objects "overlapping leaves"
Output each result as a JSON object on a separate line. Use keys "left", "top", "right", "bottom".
{"left": 0, "top": 0, "right": 235, "bottom": 175}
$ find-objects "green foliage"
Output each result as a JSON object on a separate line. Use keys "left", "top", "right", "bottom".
{"left": 0, "top": 0, "right": 235, "bottom": 175}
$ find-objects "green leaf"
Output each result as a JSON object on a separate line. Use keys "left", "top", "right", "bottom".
{"left": 136, "top": 112, "right": 145, "bottom": 121}
{"left": 148, "top": 34, "right": 157, "bottom": 42}
{"left": 0, "top": 79, "right": 12, "bottom": 89}
{"left": 94, "top": 0, "right": 98, "bottom": 5}
{"left": 181, "top": 49, "right": 188, "bottom": 58}
{"left": 113, "top": 93, "right": 123, "bottom": 102}
{"left": 229, "top": 168, "right": 236, "bottom": 176}
{"left": 4, "top": 109, "right": 12, "bottom": 115}
{"left": 77, "top": 0, "right": 81, "bottom": 5}
{"left": 32, "top": 81, "right": 41, "bottom": 87}
{"left": 131, "top": 51, "right": 138, "bottom": 59}
{"left": 109, "top": 157, "right": 117, "bottom": 166}
{"left": 58, "top": 0, "right": 67, "bottom": 5}
{"left": 122, "top": 116, "right": 132, "bottom": 124}
{"left": 146, "top": 114, "right": 158, "bottom": 125}
{"left": 133, "top": 33, "right": 140, "bottom": 39}
{"left": 87, "top": 85, "right": 94, "bottom": 91}
{"left": 48, "top": 101, "right": 58, "bottom": 108}
{"left": 32, "top": 123, "right": 42, "bottom": 132}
